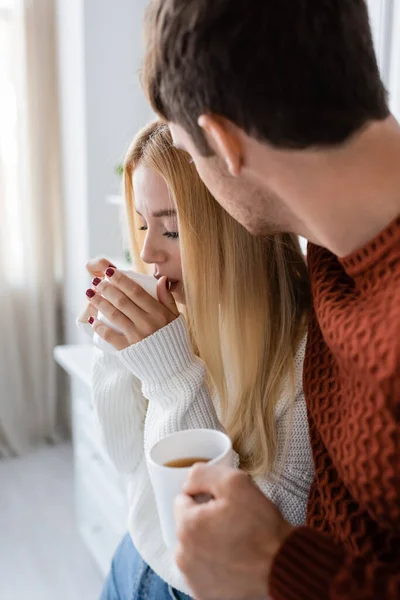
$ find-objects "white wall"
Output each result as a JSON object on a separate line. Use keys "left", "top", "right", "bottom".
{"left": 56, "top": 0, "right": 152, "bottom": 344}
{"left": 367, "top": 0, "right": 400, "bottom": 119}
{"left": 56, "top": 0, "right": 89, "bottom": 345}
{"left": 387, "top": 1, "right": 400, "bottom": 120}
{"left": 84, "top": 0, "right": 152, "bottom": 257}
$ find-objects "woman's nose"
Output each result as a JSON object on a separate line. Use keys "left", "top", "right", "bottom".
{"left": 140, "top": 233, "right": 167, "bottom": 265}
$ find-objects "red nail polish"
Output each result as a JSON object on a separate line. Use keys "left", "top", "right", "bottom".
{"left": 86, "top": 289, "right": 95, "bottom": 298}
{"left": 92, "top": 277, "right": 101, "bottom": 286}
{"left": 108, "top": 264, "right": 117, "bottom": 269}
{"left": 105, "top": 267, "right": 115, "bottom": 277}
{"left": 88, "top": 316, "right": 94, "bottom": 325}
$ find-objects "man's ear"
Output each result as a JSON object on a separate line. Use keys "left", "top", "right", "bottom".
{"left": 198, "top": 114, "right": 243, "bottom": 176}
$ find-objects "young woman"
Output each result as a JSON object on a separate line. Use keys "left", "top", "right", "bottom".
{"left": 78, "top": 121, "right": 313, "bottom": 599}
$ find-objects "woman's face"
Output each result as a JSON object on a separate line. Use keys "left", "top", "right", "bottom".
{"left": 133, "top": 164, "right": 184, "bottom": 304}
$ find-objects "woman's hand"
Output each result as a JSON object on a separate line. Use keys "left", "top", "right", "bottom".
{"left": 77, "top": 257, "right": 115, "bottom": 324}
{"left": 85, "top": 266, "right": 179, "bottom": 351}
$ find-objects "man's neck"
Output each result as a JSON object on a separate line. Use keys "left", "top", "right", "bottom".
{"left": 255, "top": 115, "right": 400, "bottom": 257}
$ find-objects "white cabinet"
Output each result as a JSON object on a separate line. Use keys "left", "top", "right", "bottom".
{"left": 54, "top": 345, "right": 128, "bottom": 576}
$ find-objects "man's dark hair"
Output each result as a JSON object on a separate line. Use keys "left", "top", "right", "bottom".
{"left": 143, "top": 0, "right": 389, "bottom": 156}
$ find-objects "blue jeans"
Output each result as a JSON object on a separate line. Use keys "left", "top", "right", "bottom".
{"left": 100, "top": 533, "right": 192, "bottom": 600}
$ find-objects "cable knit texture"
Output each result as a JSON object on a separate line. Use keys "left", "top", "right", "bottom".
{"left": 270, "top": 216, "right": 400, "bottom": 600}
{"left": 86, "top": 314, "right": 313, "bottom": 595}
{"left": 91, "top": 349, "right": 147, "bottom": 474}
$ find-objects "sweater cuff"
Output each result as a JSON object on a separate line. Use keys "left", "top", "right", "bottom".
{"left": 117, "top": 315, "right": 201, "bottom": 388}
{"left": 269, "top": 526, "right": 345, "bottom": 600}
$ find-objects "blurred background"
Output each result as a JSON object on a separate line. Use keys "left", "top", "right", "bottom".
{"left": 0, "top": 1, "right": 399, "bottom": 599}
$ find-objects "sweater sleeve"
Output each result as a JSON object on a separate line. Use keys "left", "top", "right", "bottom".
{"left": 268, "top": 244, "right": 400, "bottom": 600}
{"left": 269, "top": 398, "right": 400, "bottom": 600}
{"left": 269, "top": 527, "right": 400, "bottom": 600}
{"left": 117, "top": 315, "right": 228, "bottom": 456}
{"left": 90, "top": 347, "right": 147, "bottom": 474}
{"left": 269, "top": 259, "right": 400, "bottom": 600}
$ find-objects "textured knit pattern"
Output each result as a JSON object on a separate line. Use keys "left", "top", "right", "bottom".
{"left": 270, "top": 216, "right": 400, "bottom": 600}
{"left": 85, "top": 315, "right": 313, "bottom": 596}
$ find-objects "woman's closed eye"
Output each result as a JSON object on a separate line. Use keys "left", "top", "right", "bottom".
{"left": 163, "top": 231, "right": 179, "bottom": 239}
{"left": 138, "top": 225, "right": 178, "bottom": 239}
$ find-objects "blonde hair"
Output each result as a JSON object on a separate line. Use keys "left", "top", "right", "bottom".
{"left": 124, "top": 121, "right": 310, "bottom": 476}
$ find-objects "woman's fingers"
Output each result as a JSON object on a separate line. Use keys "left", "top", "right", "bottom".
{"left": 85, "top": 270, "right": 179, "bottom": 347}
{"left": 104, "top": 268, "right": 161, "bottom": 314}
{"left": 86, "top": 289, "right": 137, "bottom": 338}
{"left": 96, "top": 277, "right": 177, "bottom": 337}
{"left": 89, "top": 318, "right": 129, "bottom": 351}
{"left": 85, "top": 257, "right": 116, "bottom": 278}
{"left": 92, "top": 280, "right": 147, "bottom": 327}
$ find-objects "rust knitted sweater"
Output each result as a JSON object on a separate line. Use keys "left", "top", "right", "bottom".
{"left": 270, "top": 216, "right": 400, "bottom": 600}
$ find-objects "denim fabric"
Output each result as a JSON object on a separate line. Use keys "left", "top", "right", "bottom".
{"left": 100, "top": 533, "right": 192, "bottom": 600}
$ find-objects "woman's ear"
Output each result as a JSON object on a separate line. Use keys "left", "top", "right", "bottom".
{"left": 198, "top": 114, "right": 243, "bottom": 176}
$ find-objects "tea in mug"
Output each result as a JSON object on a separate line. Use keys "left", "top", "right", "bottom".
{"left": 164, "top": 457, "right": 209, "bottom": 468}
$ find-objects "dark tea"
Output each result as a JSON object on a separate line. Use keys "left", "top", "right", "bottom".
{"left": 164, "top": 457, "right": 209, "bottom": 468}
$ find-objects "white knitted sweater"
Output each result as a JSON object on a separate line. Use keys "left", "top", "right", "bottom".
{"left": 86, "top": 315, "right": 314, "bottom": 596}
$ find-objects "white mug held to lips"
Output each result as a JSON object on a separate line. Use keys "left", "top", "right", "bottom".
{"left": 147, "top": 429, "right": 234, "bottom": 550}
{"left": 93, "top": 270, "right": 158, "bottom": 353}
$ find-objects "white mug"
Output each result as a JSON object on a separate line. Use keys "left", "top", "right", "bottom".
{"left": 147, "top": 429, "right": 233, "bottom": 549}
{"left": 94, "top": 270, "right": 158, "bottom": 353}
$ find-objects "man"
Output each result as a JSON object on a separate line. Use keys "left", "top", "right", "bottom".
{"left": 142, "top": 1, "right": 400, "bottom": 599}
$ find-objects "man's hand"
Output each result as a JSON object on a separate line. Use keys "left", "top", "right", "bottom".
{"left": 174, "top": 465, "right": 293, "bottom": 600}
